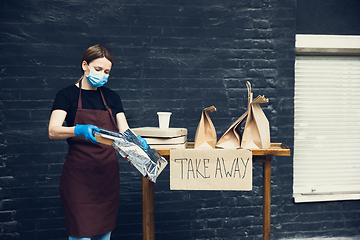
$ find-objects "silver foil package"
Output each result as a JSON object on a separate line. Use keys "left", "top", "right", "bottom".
{"left": 98, "top": 128, "right": 168, "bottom": 183}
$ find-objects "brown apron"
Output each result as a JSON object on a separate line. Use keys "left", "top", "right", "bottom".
{"left": 60, "top": 82, "right": 120, "bottom": 238}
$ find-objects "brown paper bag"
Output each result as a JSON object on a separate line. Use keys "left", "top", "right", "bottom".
{"left": 194, "top": 106, "right": 217, "bottom": 149}
{"left": 241, "top": 81, "right": 270, "bottom": 149}
{"left": 216, "top": 111, "right": 248, "bottom": 149}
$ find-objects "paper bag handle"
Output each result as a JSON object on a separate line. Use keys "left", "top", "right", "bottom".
{"left": 246, "top": 81, "right": 253, "bottom": 105}
{"left": 205, "top": 105, "right": 216, "bottom": 112}
{"left": 246, "top": 81, "right": 251, "bottom": 94}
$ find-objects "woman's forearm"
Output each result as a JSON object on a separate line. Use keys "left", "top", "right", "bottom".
{"left": 49, "top": 125, "right": 76, "bottom": 139}
{"left": 48, "top": 109, "right": 76, "bottom": 139}
{"left": 116, "top": 112, "right": 130, "bottom": 133}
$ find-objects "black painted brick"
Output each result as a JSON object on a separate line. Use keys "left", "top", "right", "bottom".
{"left": 1, "top": 0, "right": 359, "bottom": 239}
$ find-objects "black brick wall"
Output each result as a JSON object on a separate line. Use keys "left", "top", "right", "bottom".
{"left": 0, "top": 0, "right": 359, "bottom": 239}
{"left": 297, "top": 0, "right": 360, "bottom": 35}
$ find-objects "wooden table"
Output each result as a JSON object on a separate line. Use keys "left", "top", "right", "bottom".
{"left": 142, "top": 143, "right": 290, "bottom": 240}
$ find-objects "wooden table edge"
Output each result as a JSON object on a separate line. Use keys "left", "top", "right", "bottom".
{"left": 156, "top": 142, "right": 290, "bottom": 157}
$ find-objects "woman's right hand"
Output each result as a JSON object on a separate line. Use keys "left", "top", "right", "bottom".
{"left": 74, "top": 124, "right": 100, "bottom": 143}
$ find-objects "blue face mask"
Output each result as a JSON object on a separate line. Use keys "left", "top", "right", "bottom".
{"left": 85, "top": 65, "right": 109, "bottom": 88}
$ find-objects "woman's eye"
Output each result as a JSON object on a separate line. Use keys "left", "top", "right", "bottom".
{"left": 95, "top": 68, "right": 101, "bottom": 72}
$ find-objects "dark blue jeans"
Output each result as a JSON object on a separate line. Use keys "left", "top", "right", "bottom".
{"left": 69, "top": 231, "right": 111, "bottom": 240}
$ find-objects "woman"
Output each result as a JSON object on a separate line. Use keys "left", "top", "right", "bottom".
{"left": 48, "top": 45, "right": 145, "bottom": 240}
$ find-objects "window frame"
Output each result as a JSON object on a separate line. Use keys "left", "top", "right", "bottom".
{"left": 293, "top": 34, "right": 360, "bottom": 203}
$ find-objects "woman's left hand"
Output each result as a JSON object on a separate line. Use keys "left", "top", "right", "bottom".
{"left": 136, "top": 135, "right": 149, "bottom": 149}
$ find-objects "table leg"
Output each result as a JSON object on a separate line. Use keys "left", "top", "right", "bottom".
{"left": 142, "top": 176, "right": 155, "bottom": 240}
{"left": 141, "top": 154, "right": 275, "bottom": 240}
{"left": 263, "top": 155, "right": 271, "bottom": 240}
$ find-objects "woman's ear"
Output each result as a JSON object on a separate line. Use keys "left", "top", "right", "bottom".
{"left": 81, "top": 60, "right": 87, "bottom": 71}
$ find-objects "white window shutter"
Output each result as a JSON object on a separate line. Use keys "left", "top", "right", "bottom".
{"left": 294, "top": 54, "right": 360, "bottom": 203}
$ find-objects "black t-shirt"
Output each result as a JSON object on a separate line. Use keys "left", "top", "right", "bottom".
{"left": 51, "top": 85, "right": 124, "bottom": 127}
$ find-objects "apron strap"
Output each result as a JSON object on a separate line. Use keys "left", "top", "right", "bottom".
{"left": 78, "top": 80, "right": 83, "bottom": 109}
{"left": 99, "top": 88, "right": 119, "bottom": 131}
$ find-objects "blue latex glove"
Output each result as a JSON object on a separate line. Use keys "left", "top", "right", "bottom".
{"left": 136, "top": 135, "right": 149, "bottom": 150}
{"left": 74, "top": 124, "right": 100, "bottom": 144}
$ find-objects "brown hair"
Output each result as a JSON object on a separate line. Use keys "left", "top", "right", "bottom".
{"left": 77, "top": 44, "right": 114, "bottom": 83}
